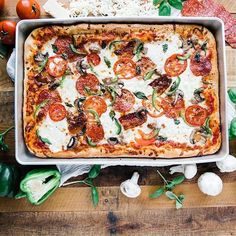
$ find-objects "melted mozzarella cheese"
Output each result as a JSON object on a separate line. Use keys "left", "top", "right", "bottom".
{"left": 41, "top": 37, "right": 57, "bottom": 57}
{"left": 122, "top": 79, "right": 153, "bottom": 97}
{"left": 57, "top": 75, "right": 79, "bottom": 106}
{"left": 146, "top": 34, "right": 183, "bottom": 73}
{"left": 177, "top": 61, "right": 202, "bottom": 106}
{"left": 156, "top": 116, "right": 193, "bottom": 144}
{"left": 38, "top": 115, "right": 71, "bottom": 152}
{"left": 86, "top": 47, "right": 118, "bottom": 82}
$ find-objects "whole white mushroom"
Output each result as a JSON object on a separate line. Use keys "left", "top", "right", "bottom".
{"left": 169, "top": 164, "right": 197, "bottom": 179}
{"left": 198, "top": 172, "right": 223, "bottom": 196}
{"left": 120, "top": 172, "right": 141, "bottom": 198}
{"left": 216, "top": 154, "right": 236, "bottom": 172}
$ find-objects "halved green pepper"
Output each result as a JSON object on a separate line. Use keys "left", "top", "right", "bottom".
{"left": 16, "top": 169, "right": 61, "bottom": 205}
{"left": 0, "top": 163, "right": 19, "bottom": 197}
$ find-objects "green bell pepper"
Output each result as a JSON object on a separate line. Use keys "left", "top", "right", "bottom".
{"left": 16, "top": 169, "right": 61, "bottom": 205}
{"left": 0, "top": 163, "right": 19, "bottom": 197}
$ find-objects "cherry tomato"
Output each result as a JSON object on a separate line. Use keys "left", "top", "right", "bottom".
{"left": 49, "top": 103, "right": 66, "bottom": 122}
{"left": 113, "top": 89, "right": 135, "bottom": 113}
{"left": 86, "top": 122, "right": 104, "bottom": 142}
{"left": 76, "top": 73, "right": 100, "bottom": 96}
{"left": 16, "top": 0, "right": 40, "bottom": 19}
{"left": 142, "top": 95, "right": 164, "bottom": 118}
{"left": 161, "top": 96, "right": 185, "bottom": 119}
{"left": 83, "top": 96, "right": 107, "bottom": 116}
{"left": 87, "top": 53, "right": 101, "bottom": 66}
{"left": 0, "top": 20, "right": 16, "bottom": 45}
{"left": 185, "top": 105, "right": 207, "bottom": 126}
{"left": 46, "top": 56, "right": 67, "bottom": 77}
{"left": 164, "top": 54, "right": 187, "bottom": 77}
{"left": 113, "top": 58, "right": 137, "bottom": 79}
{"left": 135, "top": 137, "right": 156, "bottom": 147}
{"left": 0, "top": 0, "right": 5, "bottom": 11}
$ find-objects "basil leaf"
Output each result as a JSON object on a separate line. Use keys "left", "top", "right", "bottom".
{"left": 174, "top": 119, "right": 180, "bottom": 125}
{"left": 134, "top": 91, "right": 148, "bottom": 100}
{"left": 88, "top": 165, "right": 101, "bottom": 179}
{"left": 228, "top": 88, "right": 236, "bottom": 104}
{"left": 38, "top": 53, "right": 49, "bottom": 73}
{"left": 159, "top": 1, "right": 171, "bottom": 16}
{"left": 34, "top": 99, "right": 49, "bottom": 118}
{"left": 91, "top": 186, "right": 99, "bottom": 207}
{"left": 168, "top": 0, "right": 183, "bottom": 10}
{"left": 104, "top": 56, "right": 111, "bottom": 68}
{"left": 51, "top": 44, "right": 58, "bottom": 53}
{"left": 153, "top": 0, "right": 163, "bottom": 5}
{"left": 59, "top": 75, "right": 67, "bottom": 88}
{"left": 171, "top": 175, "right": 185, "bottom": 185}
{"left": 149, "top": 187, "right": 165, "bottom": 198}
{"left": 162, "top": 44, "right": 168, "bottom": 53}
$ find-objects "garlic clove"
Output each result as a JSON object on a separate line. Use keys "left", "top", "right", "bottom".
{"left": 120, "top": 172, "right": 141, "bottom": 198}
{"left": 216, "top": 154, "right": 236, "bottom": 173}
{"left": 198, "top": 172, "right": 223, "bottom": 196}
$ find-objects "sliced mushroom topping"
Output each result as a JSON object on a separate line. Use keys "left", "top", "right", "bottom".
{"left": 34, "top": 52, "right": 49, "bottom": 62}
{"left": 172, "top": 89, "right": 184, "bottom": 106}
{"left": 191, "top": 88, "right": 205, "bottom": 104}
{"left": 89, "top": 44, "right": 101, "bottom": 54}
{"left": 76, "top": 59, "right": 89, "bottom": 75}
{"left": 67, "top": 136, "right": 78, "bottom": 149}
{"left": 190, "top": 128, "right": 209, "bottom": 145}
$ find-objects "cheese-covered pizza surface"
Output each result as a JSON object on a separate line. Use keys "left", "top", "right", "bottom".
{"left": 24, "top": 23, "right": 221, "bottom": 158}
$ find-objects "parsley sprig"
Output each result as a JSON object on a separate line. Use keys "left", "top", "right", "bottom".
{"left": 149, "top": 169, "right": 185, "bottom": 209}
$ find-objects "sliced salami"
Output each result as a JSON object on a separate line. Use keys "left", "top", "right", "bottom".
{"left": 113, "top": 89, "right": 135, "bottom": 113}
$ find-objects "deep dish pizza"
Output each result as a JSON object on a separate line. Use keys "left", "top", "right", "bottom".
{"left": 23, "top": 23, "right": 221, "bottom": 158}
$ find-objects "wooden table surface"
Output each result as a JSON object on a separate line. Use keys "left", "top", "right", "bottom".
{"left": 0, "top": 1, "right": 236, "bottom": 235}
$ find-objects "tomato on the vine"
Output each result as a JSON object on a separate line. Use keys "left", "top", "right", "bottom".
{"left": 16, "top": 0, "right": 41, "bottom": 19}
{"left": 0, "top": 20, "right": 16, "bottom": 45}
{"left": 0, "top": 0, "right": 5, "bottom": 11}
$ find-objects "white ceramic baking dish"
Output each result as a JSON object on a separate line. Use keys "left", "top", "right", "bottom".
{"left": 15, "top": 17, "right": 228, "bottom": 166}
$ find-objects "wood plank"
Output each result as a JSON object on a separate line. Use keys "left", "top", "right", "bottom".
{"left": 0, "top": 207, "right": 235, "bottom": 236}
{"left": 0, "top": 182, "right": 236, "bottom": 212}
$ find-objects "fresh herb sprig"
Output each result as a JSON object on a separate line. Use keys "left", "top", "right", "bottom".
{"left": 153, "top": 0, "right": 185, "bottom": 16}
{"left": 62, "top": 165, "right": 101, "bottom": 207}
{"left": 0, "top": 126, "right": 14, "bottom": 152}
{"left": 149, "top": 169, "right": 185, "bottom": 209}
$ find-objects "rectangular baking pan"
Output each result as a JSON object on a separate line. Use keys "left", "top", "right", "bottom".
{"left": 15, "top": 17, "right": 228, "bottom": 166}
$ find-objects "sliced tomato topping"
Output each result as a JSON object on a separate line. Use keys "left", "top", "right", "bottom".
{"left": 164, "top": 54, "right": 187, "bottom": 77}
{"left": 54, "top": 36, "right": 74, "bottom": 58}
{"left": 76, "top": 73, "right": 100, "bottom": 96}
{"left": 113, "top": 58, "right": 137, "bottom": 79}
{"left": 83, "top": 96, "right": 107, "bottom": 116}
{"left": 37, "top": 90, "right": 61, "bottom": 104}
{"left": 113, "top": 89, "right": 135, "bottom": 113}
{"left": 190, "top": 51, "right": 212, "bottom": 76}
{"left": 46, "top": 56, "right": 67, "bottom": 77}
{"left": 161, "top": 96, "right": 185, "bottom": 119}
{"left": 87, "top": 53, "right": 101, "bottom": 66}
{"left": 142, "top": 95, "right": 164, "bottom": 118}
{"left": 86, "top": 122, "right": 104, "bottom": 142}
{"left": 49, "top": 103, "right": 67, "bottom": 122}
{"left": 185, "top": 105, "right": 207, "bottom": 126}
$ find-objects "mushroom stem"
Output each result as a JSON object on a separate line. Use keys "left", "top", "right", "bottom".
{"left": 130, "top": 172, "right": 139, "bottom": 184}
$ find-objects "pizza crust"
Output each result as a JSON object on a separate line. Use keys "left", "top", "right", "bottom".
{"left": 23, "top": 23, "right": 221, "bottom": 159}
